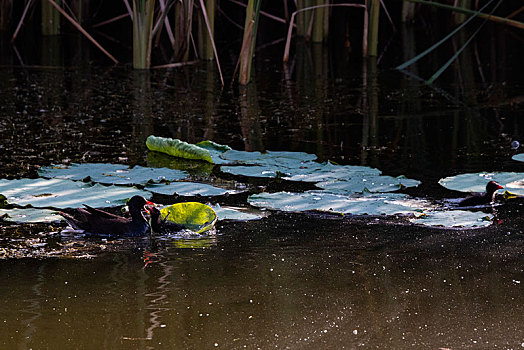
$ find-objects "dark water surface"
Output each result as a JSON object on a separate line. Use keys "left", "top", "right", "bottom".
{"left": 1, "top": 23, "right": 524, "bottom": 348}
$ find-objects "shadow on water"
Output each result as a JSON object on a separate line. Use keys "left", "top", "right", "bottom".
{"left": 1, "top": 22, "right": 524, "bottom": 348}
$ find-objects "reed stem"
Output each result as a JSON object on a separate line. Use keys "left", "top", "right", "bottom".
{"left": 173, "top": 0, "right": 194, "bottom": 62}
{"left": 311, "top": 0, "right": 326, "bottom": 43}
{"left": 368, "top": 0, "right": 380, "bottom": 57}
{"left": 239, "top": 0, "right": 261, "bottom": 85}
{"left": 133, "top": 0, "right": 155, "bottom": 69}
{"left": 0, "top": 0, "right": 12, "bottom": 31}
{"left": 42, "top": 0, "right": 61, "bottom": 35}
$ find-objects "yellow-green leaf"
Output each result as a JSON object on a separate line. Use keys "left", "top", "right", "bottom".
{"left": 160, "top": 202, "right": 217, "bottom": 234}
{"left": 146, "top": 136, "right": 214, "bottom": 163}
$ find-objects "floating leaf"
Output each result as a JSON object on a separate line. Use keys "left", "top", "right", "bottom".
{"left": 160, "top": 202, "right": 217, "bottom": 233}
{"left": 512, "top": 154, "right": 524, "bottom": 163}
{"left": 248, "top": 191, "right": 431, "bottom": 215}
{"left": 0, "top": 178, "right": 150, "bottom": 209}
{"left": 146, "top": 135, "right": 214, "bottom": 163}
{"left": 410, "top": 210, "right": 493, "bottom": 228}
{"left": 210, "top": 204, "right": 263, "bottom": 221}
{"left": 220, "top": 165, "right": 288, "bottom": 178}
{"left": 316, "top": 175, "right": 420, "bottom": 194}
{"left": 0, "top": 208, "right": 62, "bottom": 223}
{"left": 219, "top": 149, "right": 317, "bottom": 165}
{"left": 439, "top": 172, "right": 524, "bottom": 195}
{"left": 196, "top": 140, "right": 232, "bottom": 153}
{"left": 39, "top": 163, "right": 188, "bottom": 185}
{"left": 284, "top": 162, "right": 382, "bottom": 183}
{"left": 145, "top": 182, "right": 238, "bottom": 197}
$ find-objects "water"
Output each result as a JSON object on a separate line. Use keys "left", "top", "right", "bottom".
{"left": 1, "top": 23, "right": 524, "bottom": 348}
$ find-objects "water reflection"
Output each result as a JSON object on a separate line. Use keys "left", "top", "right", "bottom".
{"left": 2, "top": 209, "right": 524, "bottom": 348}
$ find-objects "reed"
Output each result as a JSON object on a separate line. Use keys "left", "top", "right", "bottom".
{"left": 42, "top": 0, "right": 61, "bottom": 35}
{"left": 454, "top": 0, "right": 471, "bottom": 23}
{"left": 401, "top": 1, "right": 416, "bottom": 22}
{"left": 238, "top": 0, "right": 261, "bottom": 85}
{"left": 311, "top": 0, "right": 327, "bottom": 43}
{"left": 173, "top": 0, "right": 194, "bottom": 62}
{"left": 132, "top": 0, "right": 156, "bottom": 69}
{"left": 367, "top": 0, "right": 380, "bottom": 57}
{"left": 198, "top": 0, "right": 215, "bottom": 60}
{"left": 0, "top": 0, "right": 12, "bottom": 31}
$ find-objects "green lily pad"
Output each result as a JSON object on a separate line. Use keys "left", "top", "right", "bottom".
{"left": 316, "top": 175, "right": 420, "bottom": 194}
{"left": 145, "top": 182, "right": 238, "bottom": 197}
{"left": 39, "top": 163, "right": 188, "bottom": 185}
{"left": 512, "top": 154, "right": 524, "bottom": 162}
{"left": 220, "top": 165, "right": 290, "bottom": 178}
{"left": 196, "top": 140, "right": 232, "bottom": 153}
{"left": 410, "top": 210, "right": 493, "bottom": 228}
{"left": 146, "top": 135, "right": 215, "bottom": 163}
{"left": 221, "top": 161, "right": 383, "bottom": 182}
{"left": 219, "top": 149, "right": 317, "bottom": 165}
{"left": 0, "top": 208, "right": 62, "bottom": 223}
{"left": 439, "top": 172, "right": 524, "bottom": 195}
{"left": 0, "top": 178, "right": 150, "bottom": 209}
{"left": 160, "top": 202, "right": 217, "bottom": 233}
{"left": 284, "top": 162, "right": 382, "bottom": 183}
{"left": 248, "top": 191, "right": 431, "bottom": 215}
{"left": 210, "top": 204, "right": 263, "bottom": 221}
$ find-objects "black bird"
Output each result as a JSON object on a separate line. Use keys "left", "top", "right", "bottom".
{"left": 458, "top": 181, "right": 504, "bottom": 207}
{"left": 148, "top": 206, "right": 184, "bottom": 234}
{"left": 60, "top": 195, "right": 153, "bottom": 236}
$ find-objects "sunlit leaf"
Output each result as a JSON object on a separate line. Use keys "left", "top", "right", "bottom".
{"left": 512, "top": 154, "right": 524, "bottom": 163}
{"left": 210, "top": 203, "right": 263, "bottom": 221}
{"left": 219, "top": 149, "right": 317, "bottom": 165}
{"left": 0, "top": 178, "right": 150, "bottom": 209}
{"left": 39, "top": 163, "right": 188, "bottom": 185}
{"left": 439, "top": 172, "right": 524, "bottom": 195}
{"left": 284, "top": 162, "right": 382, "bottom": 182}
{"left": 145, "top": 182, "right": 238, "bottom": 196}
{"left": 0, "top": 208, "right": 62, "bottom": 223}
{"left": 316, "top": 175, "right": 421, "bottom": 194}
{"left": 248, "top": 191, "right": 431, "bottom": 215}
{"left": 410, "top": 210, "right": 493, "bottom": 228}
{"left": 146, "top": 135, "right": 215, "bottom": 163}
{"left": 160, "top": 202, "right": 217, "bottom": 233}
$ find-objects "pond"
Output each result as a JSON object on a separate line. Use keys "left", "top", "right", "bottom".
{"left": 1, "top": 23, "right": 524, "bottom": 348}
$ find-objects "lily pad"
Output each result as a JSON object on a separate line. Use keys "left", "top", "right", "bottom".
{"left": 512, "top": 154, "right": 524, "bottom": 162}
{"left": 284, "top": 162, "right": 382, "bottom": 183}
{"left": 210, "top": 204, "right": 263, "bottom": 221}
{"left": 248, "top": 191, "right": 430, "bottom": 215}
{"left": 0, "top": 208, "right": 62, "bottom": 223}
{"left": 0, "top": 178, "right": 150, "bottom": 209}
{"left": 316, "top": 175, "right": 420, "bottom": 194}
{"left": 39, "top": 163, "right": 188, "bottom": 185}
{"left": 439, "top": 172, "right": 524, "bottom": 195}
{"left": 220, "top": 165, "right": 290, "bottom": 178}
{"left": 219, "top": 149, "right": 317, "bottom": 165}
{"left": 145, "top": 182, "right": 238, "bottom": 197}
{"left": 160, "top": 202, "right": 217, "bottom": 233}
{"left": 146, "top": 135, "right": 215, "bottom": 163}
{"left": 221, "top": 161, "right": 384, "bottom": 182}
{"left": 410, "top": 210, "right": 493, "bottom": 228}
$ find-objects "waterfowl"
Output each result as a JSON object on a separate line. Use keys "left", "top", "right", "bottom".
{"left": 458, "top": 181, "right": 504, "bottom": 207}
{"left": 148, "top": 206, "right": 184, "bottom": 234}
{"left": 60, "top": 195, "right": 154, "bottom": 236}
